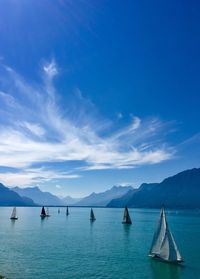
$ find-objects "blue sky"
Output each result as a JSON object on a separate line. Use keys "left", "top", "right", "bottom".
{"left": 0, "top": 0, "right": 199, "bottom": 197}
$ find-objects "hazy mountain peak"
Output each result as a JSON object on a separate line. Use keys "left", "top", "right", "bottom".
{"left": 108, "top": 168, "right": 200, "bottom": 209}
{"left": 12, "top": 186, "right": 63, "bottom": 206}
{"left": 0, "top": 183, "right": 35, "bottom": 206}
{"left": 75, "top": 185, "right": 133, "bottom": 206}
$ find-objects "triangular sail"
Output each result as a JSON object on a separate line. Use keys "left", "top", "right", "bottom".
{"left": 90, "top": 208, "right": 96, "bottom": 221}
{"left": 149, "top": 208, "right": 166, "bottom": 255}
{"left": 149, "top": 208, "right": 183, "bottom": 263}
{"left": 122, "top": 206, "right": 132, "bottom": 224}
{"left": 41, "top": 206, "right": 46, "bottom": 216}
{"left": 159, "top": 226, "right": 182, "bottom": 262}
{"left": 10, "top": 207, "right": 17, "bottom": 219}
{"left": 46, "top": 207, "right": 50, "bottom": 216}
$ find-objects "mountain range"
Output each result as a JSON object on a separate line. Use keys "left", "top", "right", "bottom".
{"left": 0, "top": 183, "right": 35, "bottom": 206}
{"left": 75, "top": 185, "right": 133, "bottom": 206}
{"left": 0, "top": 167, "right": 199, "bottom": 208}
{"left": 108, "top": 168, "right": 200, "bottom": 209}
{"left": 12, "top": 186, "right": 64, "bottom": 206}
{"left": 60, "top": 196, "right": 82, "bottom": 205}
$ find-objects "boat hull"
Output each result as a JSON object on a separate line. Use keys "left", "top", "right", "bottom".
{"left": 40, "top": 214, "right": 46, "bottom": 218}
{"left": 149, "top": 254, "right": 184, "bottom": 264}
{"left": 10, "top": 217, "right": 18, "bottom": 220}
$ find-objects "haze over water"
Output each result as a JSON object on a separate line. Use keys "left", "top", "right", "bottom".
{"left": 0, "top": 207, "right": 199, "bottom": 279}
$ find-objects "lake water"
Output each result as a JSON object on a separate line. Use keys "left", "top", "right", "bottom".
{"left": 0, "top": 207, "right": 200, "bottom": 279}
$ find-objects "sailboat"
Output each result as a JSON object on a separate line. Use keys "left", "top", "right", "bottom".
{"left": 149, "top": 207, "right": 183, "bottom": 263}
{"left": 90, "top": 208, "right": 96, "bottom": 221}
{"left": 66, "top": 206, "right": 69, "bottom": 216}
{"left": 46, "top": 207, "right": 50, "bottom": 217}
{"left": 10, "top": 207, "right": 18, "bottom": 220}
{"left": 122, "top": 206, "right": 132, "bottom": 224}
{"left": 40, "top": 206, "right": 46, "bottom": 218}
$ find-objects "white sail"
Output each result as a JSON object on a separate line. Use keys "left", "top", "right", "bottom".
{"left": 10, "top": 207, "right": 17, "bottom": 219}
{"left": 159, "top": 226, "right": 182, "bottom": 262}
{"left": 46, "top": 208, "right": 49, "bottom": 216}
{"left": 149, "top": 208, "right": 166, "bottom": 255}
{"left": 149, "top": 208, "right": 183, "bottom": 263}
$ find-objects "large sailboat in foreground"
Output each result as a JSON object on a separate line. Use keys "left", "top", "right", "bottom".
{"left": 10, "top": 207, "right": 18, "bottom": 220}
{"left": 90, "top": 208, "right": 96, "bottom": 221}
{"left": 149, "top": 207, "right": 183, "bottom": 263}
{"left": 122, "top": 206, "right": 132, "bottom": 224}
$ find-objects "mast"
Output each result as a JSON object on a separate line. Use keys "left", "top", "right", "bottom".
{"left": 149, "top": 207, "right": 183, "bottom": 263}
{"left": 122, "top": 206, "right": 132, "bottom": 224}
{"left": 90, "top": 208, "right": 96, "bottom": 221}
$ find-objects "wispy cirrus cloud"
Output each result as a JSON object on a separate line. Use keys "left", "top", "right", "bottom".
{"left": 0, "top": 167, "right": 80, "bottom": 187}
{"left": 0, "top": 61, "right": 174, "bottom": 186}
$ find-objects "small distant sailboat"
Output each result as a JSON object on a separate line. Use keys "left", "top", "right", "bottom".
{"left": 90, "top": 208, "right": 96, "bottom": 221}
{"left": 46, "top": 207, "right": 50, "bottom": 217}
{"left": 66, "top": 206, "right": 69, "bottom": 216}
{"left": 10, "top": 207, "right": 18, "bottom": 220}
{"left": 40, "top": 206, "right": 46, "bottom": 218}
{"left": 122, "top": 206, "right": 132, "bottom": 224}
{"left": 149, "top": 207, "right": 183, "bottom": 264}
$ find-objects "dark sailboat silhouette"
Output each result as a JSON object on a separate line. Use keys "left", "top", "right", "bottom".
{"left": 66, "top": 206, "right": 69, "bottom": 216}
{"left": 90, "top": 208, "right": 96, "bottom": 221}
{"left": 40, "top": 206, "right": 46, "bottom": 218}
{"left": 122, "top": 206, "right": 132, "bottom": 224}
{"left": 149, "top": 207, "right": 183, "bottom": 263}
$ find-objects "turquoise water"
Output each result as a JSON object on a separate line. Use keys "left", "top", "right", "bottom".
{"left": 0, "top": 207, "right": 200, "bottom": 279}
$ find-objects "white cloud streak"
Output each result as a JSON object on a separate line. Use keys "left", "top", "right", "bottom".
{"left": 0, "top": 61, "right": 174, "bottom": 186}
{"left": 0, "top": 167, "right": 80, "bottom": 187}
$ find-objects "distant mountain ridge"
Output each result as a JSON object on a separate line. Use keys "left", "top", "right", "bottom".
{"left": 13, "top": 186, "right": 64, "bottom": 206}
{"left": 75, "top": 185, "right": 133, "bottom": 206}
{"left": 108, "top": 168, "right": 200, "bottom": 209}
{"left": 107, "top": 189, "right": 137, "bottom": 207}
{"left": 61, "top": 196, "right": 82, "bottom": 205}
{"left": 0, "top": 183, "right": 35, "bottom": 206}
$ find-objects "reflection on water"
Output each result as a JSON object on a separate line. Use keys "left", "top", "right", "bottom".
{"left": 150, "top": 259, "right": 183, "bottom": 279}
{"left": 40, "top": 216, "right": 47, "bottom": 227}
{"left": 90, "top": 219, "right": 95, "bottom": 227}
{"left": 123, "top": 223, "right": 131, "bottom": 252}
{"left": 123, "top": 223, "right": 131, "bottom": 238}
{"left": 89, "top": 218, "right": 95, "bottom": 233}
{"left": 10, "top": 219, "right": 16, "bottom": 230}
